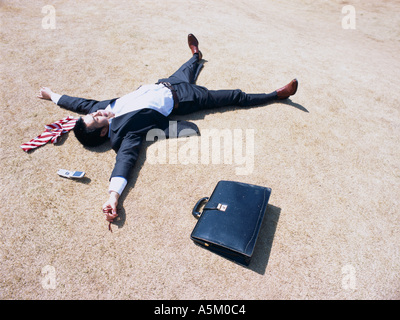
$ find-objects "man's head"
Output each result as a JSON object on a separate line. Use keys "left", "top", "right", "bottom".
{"left": 73, "top": 110, "right": 112, "bottom": 147}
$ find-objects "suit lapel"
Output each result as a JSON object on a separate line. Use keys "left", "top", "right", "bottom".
{"left": 110, "top": 110, "right": 141, "bottom": 133}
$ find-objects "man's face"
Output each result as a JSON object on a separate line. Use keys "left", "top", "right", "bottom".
{"left": 83, "top": 110, "right": 113, "bottom": 131}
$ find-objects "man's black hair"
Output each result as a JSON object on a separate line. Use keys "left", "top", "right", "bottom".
{"left": 73, "top": 117, "right": 108, "bottom": 147}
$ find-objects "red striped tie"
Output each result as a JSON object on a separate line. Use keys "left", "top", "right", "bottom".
{"left": 21, "top": 116, "right": 77, "bottom": 152}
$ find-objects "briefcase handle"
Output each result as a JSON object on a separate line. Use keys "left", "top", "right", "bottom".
{"left": 192, "top": 197, "right": 209, "bottom": 219}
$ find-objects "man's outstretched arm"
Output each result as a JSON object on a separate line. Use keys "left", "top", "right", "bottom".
{"left": 38, "top": 86, "right": 113, "bottom": 114}
{"left": 102, "top": 132, "right": 143, "bottom": 222}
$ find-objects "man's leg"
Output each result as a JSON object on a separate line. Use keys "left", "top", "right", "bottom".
{"left": 172, "top": 86, "right": 278, "bottom": 115}
{"left": 172, "top": 78, "right": 298, "bottom": 115}
{"left": 158, "top": 53, "right": 203, "bottom": 85}
{"left": 163, "top": 34, "right": 203, "bottom": 84}
{"left": 204, "top": 79, "right": 298, "bottom": 108}
{"left": 204, "top": 89, "right": 278, "bottom": 108}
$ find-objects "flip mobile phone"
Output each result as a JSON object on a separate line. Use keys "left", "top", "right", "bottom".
{"left": 57, "top": 169, "right": 85, "bottom": 179}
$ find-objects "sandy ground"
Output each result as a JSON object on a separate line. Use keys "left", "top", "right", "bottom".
{"left": 1, "top": 0, "right": 399, "bottom": 300}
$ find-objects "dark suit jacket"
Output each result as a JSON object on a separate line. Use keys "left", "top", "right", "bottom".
{"left": 58, "top": 94, "right": 199, "bottom": 182}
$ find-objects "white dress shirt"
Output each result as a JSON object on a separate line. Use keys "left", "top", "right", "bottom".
{"left": 107, "top": 84, "right": 173, "bottom": 118}
{"left": 52, "top": 84, "right": 174, "bottom": 196}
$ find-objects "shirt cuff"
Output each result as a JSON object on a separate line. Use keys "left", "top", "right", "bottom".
{"left": 50, "top": 92, "right": 62, "bottom": 104}
{"left": 109, "top": 177, "right": 127, "bottom": 195}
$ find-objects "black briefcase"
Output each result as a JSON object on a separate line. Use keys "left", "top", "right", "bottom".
{"left": 190, "top": 180, "right": 271, "bottom": 266}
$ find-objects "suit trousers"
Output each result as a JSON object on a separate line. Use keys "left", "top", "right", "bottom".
{"left": 158, "top": 54, "right": 278, "bottom": 115}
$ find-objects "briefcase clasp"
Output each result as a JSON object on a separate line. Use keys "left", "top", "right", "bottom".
{"left": 217, "top": 203, "right": 228, "bottom": 211}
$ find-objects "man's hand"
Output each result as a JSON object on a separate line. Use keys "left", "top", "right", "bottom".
{"left": 37, "top": 87, "right": 53, "bottom": 100}
{"left": 102, "top": 191, "right": 120, "bottom": 222}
